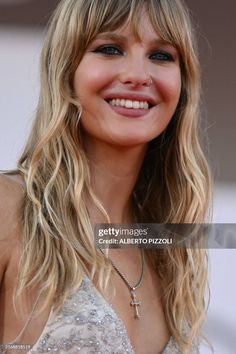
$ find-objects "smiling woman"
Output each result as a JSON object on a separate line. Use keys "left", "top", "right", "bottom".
{"left": 0, "top": 0, "right": 211, "bottom": 354}
{"left": 74, "top": 14, "right": 181, "bottom": 147}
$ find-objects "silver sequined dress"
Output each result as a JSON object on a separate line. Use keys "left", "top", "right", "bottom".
{"left": 28, "top": 276, "right": 199, "bottom": 354}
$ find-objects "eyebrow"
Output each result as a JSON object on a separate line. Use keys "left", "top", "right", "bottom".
{"left": 95, "top": 33, "right": 127, "bottom": 42}
{"left": 95, "top": 32, "right": 175, "bottom": 48}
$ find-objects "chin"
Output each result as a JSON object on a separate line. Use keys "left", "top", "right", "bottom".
{"left": 108, "top": 132, "right": 154, "bottom": 148}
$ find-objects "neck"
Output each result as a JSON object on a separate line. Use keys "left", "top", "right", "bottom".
{"left": 84, "top": 136, "right": 147, "bottom": 224}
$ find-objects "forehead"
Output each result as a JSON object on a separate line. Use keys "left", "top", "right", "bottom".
{"left": 115, "top": 12, "right": 158, "bottom": 40}
{"left": 94, "top": 8, "right": 174, "bottom": 47}
{"left": 95, "top": 11, "right": 175, "bottom": 50}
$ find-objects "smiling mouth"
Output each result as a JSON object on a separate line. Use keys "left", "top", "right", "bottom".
{"left": 107, "top": 98, "right": 154, "bottom": 110}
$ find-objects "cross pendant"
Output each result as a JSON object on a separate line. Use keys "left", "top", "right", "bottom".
{"left": 130, "top": 289, "right": 141, "bottom": 319}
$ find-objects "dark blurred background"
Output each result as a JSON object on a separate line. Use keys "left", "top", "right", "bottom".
{"left": 0, "top": 0, "right": 59, "bottom": 26}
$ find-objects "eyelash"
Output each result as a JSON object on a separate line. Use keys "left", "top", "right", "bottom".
{"left": 94, "top": 45, "right": 122, "bottom": 56}
{"left": 93, "top": 45, "right": 175, "bottom": 62}
{"left": 149, "top": 51, "right": 174, "bottom": 62}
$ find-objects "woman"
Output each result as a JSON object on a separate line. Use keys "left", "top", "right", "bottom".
{"left": 0, "top": 0, "right": 212, "bottom": 353}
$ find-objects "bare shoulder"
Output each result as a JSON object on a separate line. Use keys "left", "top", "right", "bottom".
{"left": 0, "top": 174, "right": 24, "bottom": 274}
{"left": 0, "top": 174, "right": 25, "bottom": 237}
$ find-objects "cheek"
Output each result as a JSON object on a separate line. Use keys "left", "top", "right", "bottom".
{"left": 155, "top": 69, "right": 181, "bottom": 105}
{"left": 74, "top": 60, "right": 115, "bottom": 97}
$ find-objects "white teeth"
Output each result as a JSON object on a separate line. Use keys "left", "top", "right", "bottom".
{"left": 108, "top": 98, "right": 150, "bottom": 109}
{"left": 125, "top": 100, "right": 133, "bottom": 108}
{"left": 133, "top": 101, "right": 140, "bottom": 109}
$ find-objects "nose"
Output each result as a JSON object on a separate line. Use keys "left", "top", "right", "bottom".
{"left": 119, "top": 52, "right": 152, "bottom": 88}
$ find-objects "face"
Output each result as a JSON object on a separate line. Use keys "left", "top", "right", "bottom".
{"left": 74, "top": 11, "right": 181, "bottom": 148}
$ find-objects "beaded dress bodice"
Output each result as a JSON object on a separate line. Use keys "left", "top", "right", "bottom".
{"left": 27, "top": 276, "right": 199, "bottom": 354}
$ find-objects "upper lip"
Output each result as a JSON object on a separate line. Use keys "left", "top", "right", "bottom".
{"left": 104, "top": 93, "right": 157, "bottom": 106}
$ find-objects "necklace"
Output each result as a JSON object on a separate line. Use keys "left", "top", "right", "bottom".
{"left": 99, "top": 247, "right": 145, "bottom": 319}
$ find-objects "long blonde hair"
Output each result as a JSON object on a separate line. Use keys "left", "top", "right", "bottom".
{"left": 15, "top": 0, "right": 211, "bottom": 352}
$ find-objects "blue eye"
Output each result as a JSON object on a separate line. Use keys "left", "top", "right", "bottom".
{"left": 149, "top": 51, "right": 174, "bottom": 62}
{"left": 94, "top": 45, "right": 122, "bottom": 56}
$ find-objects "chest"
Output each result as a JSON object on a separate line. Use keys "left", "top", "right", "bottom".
{"left": 0, "top": 252, "right": 51, "bottom": 352}
{"left": 103, "top": 263, "right": 170, "bottom": 354}
{"left": 1, "top": 245, "right": 170, "bottom": 354}
{"left": 1, "top": 272, "right": 170, "bottom": 354}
